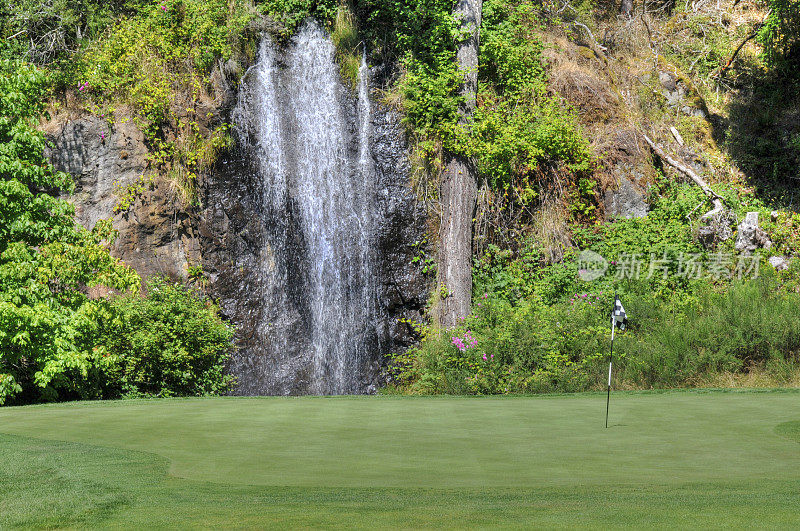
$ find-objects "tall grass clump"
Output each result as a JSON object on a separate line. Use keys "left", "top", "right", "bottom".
{"left": 626, "top": 276, "right": 800, "bottom": 387}
{"left": 331, "top": 4, "right": 361, "bottom": 90}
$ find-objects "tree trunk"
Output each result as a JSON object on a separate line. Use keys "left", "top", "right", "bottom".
{"left": 438, "top": 0, "right": 481, "bottom": 328}
{"left": 620, "top": 0, "right": 634, "bottom": 17}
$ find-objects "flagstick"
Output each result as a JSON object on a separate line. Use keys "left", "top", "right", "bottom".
{"left": 606, "top": 318, "right": 615, "bottom": 429}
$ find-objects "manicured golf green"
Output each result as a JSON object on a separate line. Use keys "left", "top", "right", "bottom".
{"left": 1, "top": 390, "right": 799, "bottom": 528}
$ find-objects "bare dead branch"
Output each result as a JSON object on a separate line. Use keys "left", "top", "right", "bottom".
{"left": 573, "top": 22, "right": 608, "bottom": 62}
{"left": 642, "top": 134, "right": 724, "bottom": 223}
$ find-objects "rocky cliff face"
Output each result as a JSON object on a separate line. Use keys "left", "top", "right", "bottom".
{"left": 45, "top": 116, "right": 200, "bottom": 281}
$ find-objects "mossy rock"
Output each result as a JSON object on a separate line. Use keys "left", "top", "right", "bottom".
{"left": 656, "top": 56, "right": 711, "bottom": 119}
{"left": 577, "top": 45, "right": 596, "bottom": 61}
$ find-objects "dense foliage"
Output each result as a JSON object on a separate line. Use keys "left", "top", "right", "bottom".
{"left": 471, "top": 0, "right": 591, "bottom": 190}
{"left": 0, "top": 58, "right": 136, "bottom": 404}
{"left": 101, "top": 277, "right": 234, "bottom": 398}
{"left": 0, "top": 59, "right": 233, "bottom": 405}
{"left": 357, "top": 0, "right": 591, "bottom": 194}
{"left": 389, "top": 273, "right": 800, "bottom": 395}
{"left": 71, "top": 0, "right": 250, "bottom": 129}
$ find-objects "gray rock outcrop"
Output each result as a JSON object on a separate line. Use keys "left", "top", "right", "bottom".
{"left": 697, "top": 209, "right": 736, "bottom": 249}
{"left": 604, "top": 173, "right": 648, "bottom": 219}
{"left": 768, "top": 256, "right": 789, "bottom": 271}
{"left": 45, "top": 116, "right": 198, "bottom": 281}
{"left": 658, "top": 71, "right": 709, "bottom": 119}
{"left": 735, "top": 212, "right": 772, "bottom": 253}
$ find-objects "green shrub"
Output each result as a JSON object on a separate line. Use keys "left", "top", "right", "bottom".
{"left": 101, "top": 277, "right": 235, "bottom": 398}
{"left": 258, "top": 0, "right": 338, "bottom": 39}
{"left": 72, "top": 0, "right": 250, "bottom": 133}
{"left": 624, "top": 275, "right": 800, "bottom": 387}
{"left": 759, "top": 0, "right": 800, "bottom": 70}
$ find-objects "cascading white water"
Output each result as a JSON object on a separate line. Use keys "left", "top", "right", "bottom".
{"left": 233, "top": 22, "right": 379, "bottom": 395}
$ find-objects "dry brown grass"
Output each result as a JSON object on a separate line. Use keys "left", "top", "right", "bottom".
{"left": 551, "top": 60, "right": 620, "bottom": 124}
{"left": 541, "top": 1, "right": 767, "bottom": 212}
{"left": 690, "top": 366, "right": 800, "bottom": 389}
{"left": 531, "top": 193, "right": 573, "bottom": 263}
{"left": 543, "top": 34, "right": 622, "bottom": 125}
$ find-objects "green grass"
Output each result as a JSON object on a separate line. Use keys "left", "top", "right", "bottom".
{"left": 1, "top": 390, "right": 799, "bottom": 528}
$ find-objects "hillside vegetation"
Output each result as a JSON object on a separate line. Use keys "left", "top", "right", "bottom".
{"left": 1, "top": 0, "right": 799, "bottom": 401}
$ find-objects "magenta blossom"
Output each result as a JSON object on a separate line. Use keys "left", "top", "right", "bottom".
{"left": 452, "top": 330, "right": 478, "bottom": 353}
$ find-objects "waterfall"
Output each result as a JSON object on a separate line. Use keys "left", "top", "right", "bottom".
{"left": 232, "top": 22, "right": 380, "bottom": 395}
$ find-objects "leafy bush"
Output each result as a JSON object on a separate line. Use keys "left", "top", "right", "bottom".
{"left": 50, "top": 0, "right": 251, "bottom": 204}
{"left": 389, "top": 291, "right": 613, "bottom": 395}
{"left": 101, "top": 277, "right": 235, "bottom": 398}
{"left": 471, "top": 0, "right": 591, "bottom": 190}
{"left": 575, "top": 176, "right": 704, "bottom": 254}
{"left": 357, "top": 0, "right": 461, "bottom": 145}
{"left": 259, "top": 0, "right": 338, "bottom": 39}
{"left": 759, "top": 0, "right": 800, "bottom": 70}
